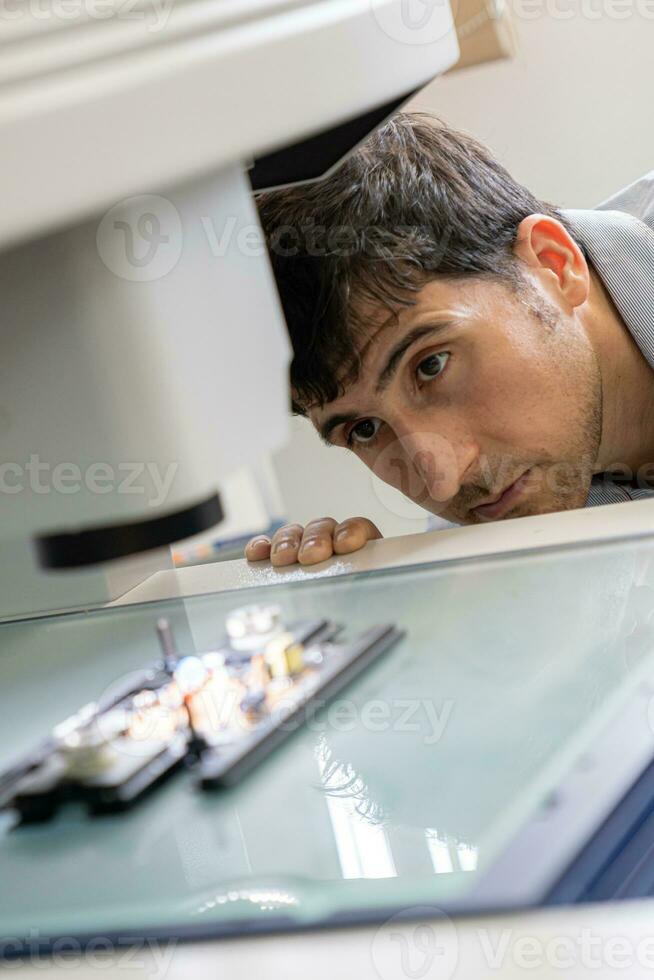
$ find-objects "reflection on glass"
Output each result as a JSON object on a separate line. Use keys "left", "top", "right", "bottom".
{"left": 425, "top": 829, "right": 479, "bottom": 875}
{"left": 195, "top": 888, "right": 298, "bottom": 916}
{"left": 317, "top": 736, "right": 397, "bottom": 880}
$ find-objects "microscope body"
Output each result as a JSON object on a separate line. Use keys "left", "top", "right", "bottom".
{"left": 0, "top": 0, "right": 459, "bottom": 620}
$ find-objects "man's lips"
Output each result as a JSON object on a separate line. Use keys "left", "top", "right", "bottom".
{"left": 472, "top": 469, "right": 533, "bottom": 521}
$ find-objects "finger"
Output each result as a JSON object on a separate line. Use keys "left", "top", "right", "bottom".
{"left": 332, "top": 517, "right": 382, "bottom": 555}
{"left": 270, "top": 524, "right": 305, "bottom": 567}
{"left": 297, "top": 517, "right": 338, "bottom": 566}
{"left": 244, "top": 536, "right": 272, "bottom": 562}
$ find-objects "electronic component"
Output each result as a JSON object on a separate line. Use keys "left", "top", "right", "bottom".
{"left": 0, "top": 606, "right": 403, "bottom": 823}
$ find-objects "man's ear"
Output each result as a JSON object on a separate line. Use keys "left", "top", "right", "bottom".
{"left": 513, "top": 214, "right": 589, "bottom": 309}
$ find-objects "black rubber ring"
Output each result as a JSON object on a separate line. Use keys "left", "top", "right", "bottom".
{"left": 35, "top": 492, "right": 223, "bottom": 569}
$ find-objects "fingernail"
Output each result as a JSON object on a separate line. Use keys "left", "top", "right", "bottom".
{"left": 250, "top": 537, "right": 268, "bottom": 547}
{"left": 272, "top": 540, "right": 293, "bottom": 554}
{"left": 300, "top": 538, "right": 318, "bottom": 552}
{"left": 334, "top": 530, "right": 349, "bottom": 542}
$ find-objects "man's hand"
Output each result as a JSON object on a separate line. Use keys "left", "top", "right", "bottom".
{"left": 245, "top": 517, "right": 383, "bottom": 567}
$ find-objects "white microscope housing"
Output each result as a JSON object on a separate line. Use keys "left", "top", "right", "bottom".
{"left": 0, "top": 0, "right": 459, "bottom": 620}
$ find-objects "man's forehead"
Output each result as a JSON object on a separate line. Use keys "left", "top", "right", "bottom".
{"left": 355, "top": 276, "right": 477, "bottom": 333}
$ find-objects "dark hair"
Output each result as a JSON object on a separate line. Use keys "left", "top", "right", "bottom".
{"left": 256, "top": 112, "right": 574, "bottom": 413}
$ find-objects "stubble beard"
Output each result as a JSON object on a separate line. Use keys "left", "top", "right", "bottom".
{"left": 449, "top": 312, "right": 604, "bottom": 525}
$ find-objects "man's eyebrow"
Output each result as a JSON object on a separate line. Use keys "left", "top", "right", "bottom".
{"left": 375, "top": 323, "right": 453, "bottom": 392}
{"left": 318, "top": 412, "right": 359, "bottom": 445}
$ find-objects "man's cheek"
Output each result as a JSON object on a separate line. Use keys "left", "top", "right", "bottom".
{"left": 544, "top": 457, "right": 595, "bottom": 499}
{"left": 520, "top": 461, "right": 592, "bottom": 513}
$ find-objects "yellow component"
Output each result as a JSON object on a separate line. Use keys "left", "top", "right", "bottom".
{"left": 264, "top": 632, "right": 305, "bottom": 678}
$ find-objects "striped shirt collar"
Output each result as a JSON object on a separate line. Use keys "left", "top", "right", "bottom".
{"left": 565, "top": 207, "right": 654, "bottom": 371}
{"left": 563, "top": 206, "right": 654, "bottom": 505}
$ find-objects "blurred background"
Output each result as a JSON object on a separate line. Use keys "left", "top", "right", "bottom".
{"left": 176, "top": 6, "right": 654, "bottom": 563}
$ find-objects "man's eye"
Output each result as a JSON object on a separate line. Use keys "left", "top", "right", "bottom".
{"left": 416, "top": 352, "right": 449, "bottom": 382}
{"left": 348, "top": 418, "right": 381, "bottom": 446}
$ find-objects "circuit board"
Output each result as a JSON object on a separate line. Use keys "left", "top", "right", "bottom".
{"left": 0, "top": 605, "right": 403, "bottom": 823}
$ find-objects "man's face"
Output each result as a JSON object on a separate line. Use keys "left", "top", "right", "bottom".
{"left": 309, "top": 274, "right": 603, "bottom": 525}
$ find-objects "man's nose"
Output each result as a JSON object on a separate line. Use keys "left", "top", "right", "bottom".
{"left": 394, "top": 427, "right": 480, "bottom": 504}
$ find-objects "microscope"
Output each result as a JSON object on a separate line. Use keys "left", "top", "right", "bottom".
{"left": 0, "top": 0, "right": 459, "bottom": 622}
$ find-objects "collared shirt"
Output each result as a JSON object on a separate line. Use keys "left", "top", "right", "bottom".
{"left": 565, "top": 172, "right": 654, "bottom": 506}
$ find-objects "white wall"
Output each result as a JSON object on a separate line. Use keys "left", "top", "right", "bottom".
{"left": 413, "top": 8, "right": 654, "bottom": 208}
{"left": 271, "top": 12, "right": 654, "bottom": 536}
